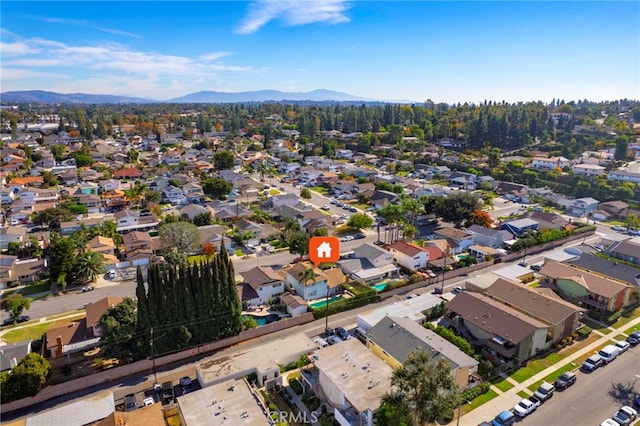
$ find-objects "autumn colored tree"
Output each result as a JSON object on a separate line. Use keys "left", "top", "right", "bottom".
{"left": 465, "top": 210, "right": 493, "bottom": 228}
{"left": 201, "top": 242, "right": 217, "bottom": 259}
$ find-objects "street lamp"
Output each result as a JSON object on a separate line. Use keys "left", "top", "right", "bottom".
{"left": 456, "top": 397, "right": 471, "bottom": 426}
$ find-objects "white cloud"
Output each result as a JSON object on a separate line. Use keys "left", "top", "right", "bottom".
{"left": 0, "top": 67, "right": 64, "bottom": 80}
{"left": 0, "top": 41, "right": 34, "bottom": 55}
{"left": 236, "top": 0, "right": 350, "bottom": 34}
{"left": 199, "top": 51, "right": 231, "bottom": 62}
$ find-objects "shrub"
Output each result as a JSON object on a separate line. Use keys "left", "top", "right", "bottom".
{"left": 290, "top": 379, "right": 303, "bottom": 395}
{"left": 577, "top": 326, "right": 592, "bottom": 337}
{"left": 424, "top": 323, "right": 478, "bottom": 359}
{"left": 462, "top": 382, "right": 490, "bottom": 401}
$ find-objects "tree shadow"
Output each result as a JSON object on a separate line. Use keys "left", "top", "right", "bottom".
{"left": 608, "top": 379, "right": 637, "bottom": 405}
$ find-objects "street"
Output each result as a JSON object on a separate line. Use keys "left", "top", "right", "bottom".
{"left": 519, "top": 343, "right": 640, "bottom": 426}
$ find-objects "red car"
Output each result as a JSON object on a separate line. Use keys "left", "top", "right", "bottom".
{"left": 291, "top": 255, "right": 309, "bottom": 264}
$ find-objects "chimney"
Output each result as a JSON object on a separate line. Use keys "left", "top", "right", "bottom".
{"left": 56, "top": 336, "right": 63, "bottom": 358}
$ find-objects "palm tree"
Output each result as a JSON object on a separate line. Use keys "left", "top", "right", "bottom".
{"left": 73, "top": 250, "right": 106, "bottom": 283}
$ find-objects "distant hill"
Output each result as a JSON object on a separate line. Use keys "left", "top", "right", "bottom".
{"left": 0, "top": 90, "right": 155, "bottom": 104}
{"left": 0, "top": 89, "right": 369, "bottom": 104}
{"left": 166, "top": 89, "right": 368, "bottom": 103}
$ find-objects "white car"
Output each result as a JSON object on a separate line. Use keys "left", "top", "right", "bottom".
{"left": 142, "top": 397, "right": 155, "bottom": 407}
{"left": 614, "top": 340, "right": 630, "bottom": 353}
{"left": 513, "top": 398, "right": 539, "bottom": 418}
{"left": 613, "top": 406, "right": 638, "bottom": 426}
{"left": 340, "top": 235, "right": 355, "bottom": 242}
{"left": 321, "top": 205, "right": 330, "bottom": 210}
{"left": 314, "top": 337, "right": 329, "bottom": 348}
{"left": 601, "top": 419, "right": 621, "bottom": 426}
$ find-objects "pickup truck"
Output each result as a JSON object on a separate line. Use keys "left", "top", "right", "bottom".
{"left": 513, "top": 397, "right": 540, "bottom": 418}
{"left": 534, "top": 381, "right": 555, "bottom": 402}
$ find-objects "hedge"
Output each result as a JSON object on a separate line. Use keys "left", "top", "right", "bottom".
{"left": 424, "top": 323, "right": 479, "bottom": 359}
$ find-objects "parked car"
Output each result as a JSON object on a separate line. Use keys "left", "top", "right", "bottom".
{"left": 513, "top": 397, "right": 540, "bottom": 418}
{"left": 613, "top": 406, "right": 638, "bottom": 426}
{"left": 533, "top": 381, "right": 555, "bottom": 402}
{"left": 452, "top": 286, "right": 464, "bottom": 294}
{"left": 491, "top": 410, "right": 516, "bottom": 426}
{"left": 107, "top": 270, "right": 117, "bottom": 279}
{"left": 335, "top": 327, "right": 351, "bottom": 340}
{"left": 598, "top": 344, "right": 620, "bottom": 364}
{"left": 340, "top": 235, "right": 355, "bottom": 242}
{"left": 180, "top": 376, "right": 193, "bottom": 394}
{"left": 582, "top": 354, "right": 604, "bottom": 372}
{"left": 314, "top": 337, "right": 329, "bottom": 348}
{"left": 142, "top": 397, "right": 155, "bottom": 407}
{"left": 354, "top": 232, "right": 366, "bottom": 240}
{"left": 530, "top": 264, "right": 542, "bottom": 271}
{"left": 600, "top": 419, "right": 622, "bottom": 426}
{"left": 327, "top": 335, "right": 343, "bottom": 345}
{"left": 352, "top": 327, "right": 367, "bottom": 343}
{"left": 321, "top": 205, "right": 330, "bottom": 210}
{"left": 554, "top": 371, "right": 577, "bottom": 389}
{"left": 614, "top": 340, "right": 631, "bottom": 354}
{"left": 627, "top": 331, "right": 640, "bottom": 346}
{"left": 628, "top": 229, "right": 640, "bottom": 236}
{"left": 161, "top": 381, "right": 174, "bottom": 403}
{"left": 2, "top": 315, "right": 30, "bottom": 326}
{"left": 124, "top": 394, "right": 137, "bottom": 412}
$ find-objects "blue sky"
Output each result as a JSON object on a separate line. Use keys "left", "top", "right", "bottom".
{"left": 1, "top": 1, "right": 638, "bottom": 103}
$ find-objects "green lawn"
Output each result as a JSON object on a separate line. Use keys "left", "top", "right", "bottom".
{"left": 309, "top": 186, "right": 329, "bottom": 195}
{"left": 511, "top": 352, "right": 566, "bottom": 383}
{"left": 3, "top": 322, "right": 49, "bottom": 344}
{"left": 188, "top": 255, "right": 214, "bottom": 264}
{"left": 235, "top": 249, "right": 244, "bottom": 257}
{"left": 269, "top": 189, "right": 281, "bottom": 195}
{"left": 527, "top": 361, "right": 578, "bottom": 392}
{"left": 517, "top": 390, "right": 531, "bottom": 399}
{"left": 19, "top": 281, "right": 51, "bottom": 296}
{"left": 528, "top": 281, "right": 540, "bottom": 289}
{"left": 464, "top": 389, "right": 499, "bottom": 413}
{"left": 581, "top": 317, "right": 612, "bottom": 335}
{"left": 623, "top": 323, "right": 640, "bottom": 335}
{"left": 346, "top": 201, "right": 369, "bottom": 211}
{"left": 574, "top": 340, "right": 617, "bottom": 365}
{"left": 491, "top": 377, "right": 515, "bottom": 392}
{"left": 612, "top": 308, "right": 640, "bottom": 329}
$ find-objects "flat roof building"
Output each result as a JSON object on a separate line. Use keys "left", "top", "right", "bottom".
{"left": 356, "top": 292, "right": 443, "bottom": 332}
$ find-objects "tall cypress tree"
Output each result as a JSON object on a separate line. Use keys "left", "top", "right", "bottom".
{"left": 135, "top": 266, "right": 151, "bottom": 358}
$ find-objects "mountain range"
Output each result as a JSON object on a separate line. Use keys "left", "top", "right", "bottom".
{"left": 0, "top": 89, "right": 368, "bottom": 104}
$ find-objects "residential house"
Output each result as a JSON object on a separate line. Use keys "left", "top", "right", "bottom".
{"left": 85, "top": 297, "right": 125, "bottom": 337}
{"left": 570, "top": 197, "right": 600, "bottom": 216}
{"left": 495, "top": 181, "right": 529, "bottom": 201}
{"left": 179, "top": 203, "right": 213, "bottom": 222}
{"left": 46, "top": 320, "right": 99, "bottom": 359}
{"left": 114, "top": 210, "right": 160, "bottom": 234}
{"left": 539, "top": 260, "right": 634, "bottom": 312}
{"left": 199, "top": 225, "right": 234, "bottom": 252}
{"left": 369, "top": 190, "right": 401, "bottom": 210}
{"left": 74, "top": 194, "right": 102, "bottom": 213}
{"left": 598, "top": 201, "right": 630, "bottom": 220}
{"left": 182, "top": 182, "right": 205, "bottom": 203}
{"left": 569, "top": 253, "right": 640, "bottom": 288}
{"left": 85, "top": 236, "right": 116, "bottom": 257}
{"left": 433, "top": 227, "right": 475, "bottom": 254}
{"left": 280, "top": 292, "right": 308, "bottom": 317}
{"left": 500, "top": 218, "right": 539, "bottom": 237}
{"left": 212, "top": 203, "right": 252, "bottom": 223}
{"left": 236, "top": 219, "right": 279, "bottom": 246}
{"left": 0, "top": 340, "right": 32, "bottom": 372}
{"left": 239, "top": 266, "right": 286, "bottom": 306}
{"left": 367, "top": 316, "right": 479, "bottom": 389}
{"left": 442, "top": 291, "right": 549, "bottom": 365}
{"left": 608, "top": 169, "right": 640, "bottom": 184}
{"left": 261, "top": 193, "right": 299, "bottom": 210}
{"left": 161, "top": 185, "right": 187, "bottom": 204}
{"left": 468, "top": 245, "right": 499, "bottom": 262}
{"left": 122, "top": 231, "right": 153, "bottom": 252}
{"left": 387, "top": 241, "right": 430, "bottom": 272}
{"left": 338, "top": 243, "right": 398, "bottom": 284}
{"left": 531, "top": 156, "right": 570, "bottom": 170}
{"left": 112, "top": 167, "right": 143, "bottom": 180}
{"left": 307, "top": 339, "right": 394, "bottom": 426}
{"left": 607, "top": 239, "right": 640, "bottom": 266}
{"left": 0, "top": 187, "right": 17, "bottom": 205}
{"left": 148, "top": 176, "right": 171, "bottom": 192}
{"left": 529, "top": 211, "right": 568, "bottom": 231}
{"left": 467, "top": 225, "right": 513, "bottom": 248}
{"left": 60, "top": 217, "right": 110, "bottom": 235}
{"left": 483, "top": 278, "right": 583, "bottom": 343}
{"left": 572, "top": 163, "right": 606, "bottom": 178}
{"left": 285, "top": 263, "right": 336, "bottom": 301}
{"left": 0, "top": 225, "right": 27, "bottom": 251}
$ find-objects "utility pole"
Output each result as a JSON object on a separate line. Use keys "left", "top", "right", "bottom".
{"left": 150, "top": 327, "right": 158, "bottom": 387}
{"left": 440, "top": 245, "right": 450, "bottom": 293}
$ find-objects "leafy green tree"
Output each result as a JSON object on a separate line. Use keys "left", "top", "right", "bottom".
{"left": 300, "top": 188, "right": 312, "bottom": 199}
{"left": 144, "top": 190, "right": 162, "bottom": 204}
{"left": 159, "top": 222, "right": 201, "bottom": 254}
{"left": 1, "top": 353, "right": 51, "bottom": 403}
{"left": 289, "top": 231, "right": 310, "bottom": 256}
{"left": 72, "top": 250, "right": 106, "bottom": 283}
{"left": 381, "top": 349, "right": 458, "bottom": 426}
{"left": 232, "top": 227, "right": 253, "bottom": 247}
{"left": 193, "top": 212, "right": 212, "bottom": 226}
{"left": 1, "top": 294, "right": 31, "bottom": 322}
{"left": 202, "top": 177, "right": 232, "bottom": 199}
{"left": 100, "top": 298, "right": 141, "bottom": 359}
{"left": 438, "top": 192, "right": 481, "bottom": 228}
{"left": 31, "top": 207, "right": 75, "bottom": 231}
{"left": 614, "top": 136, "right": 629, "bottom": 161}
{"left": 126, "top": 148, "right": 139, "bottom": 164}
{"left": 347, "top": 213, "right": 373, "bottom": 230}
{"left": 313, "top": 228, "right": 328, "bottom": 236}
{"left": 214, "top": 150, "right": 234, "bottom": 170}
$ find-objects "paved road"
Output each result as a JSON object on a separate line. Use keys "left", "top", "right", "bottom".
{"left": 519, "top": 343, "right": 640, "bottom": 426}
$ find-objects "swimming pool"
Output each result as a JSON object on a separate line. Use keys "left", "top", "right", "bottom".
{"left": 309, "top": 296, "right": 345, "bottom": 310}
{"left": 371, "top": 282, "right": 388, "bottom": 292}
{"left": 242, "top": 313, "right": 280, "bottom": 326}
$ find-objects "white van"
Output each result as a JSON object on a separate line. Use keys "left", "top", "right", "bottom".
{"left": 598, "top": 344, "right": 620, "bottom": 364}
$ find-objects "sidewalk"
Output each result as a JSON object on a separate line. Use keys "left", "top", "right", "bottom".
{"left": 457, "top": 315, "right": 640, "bottom": 426}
